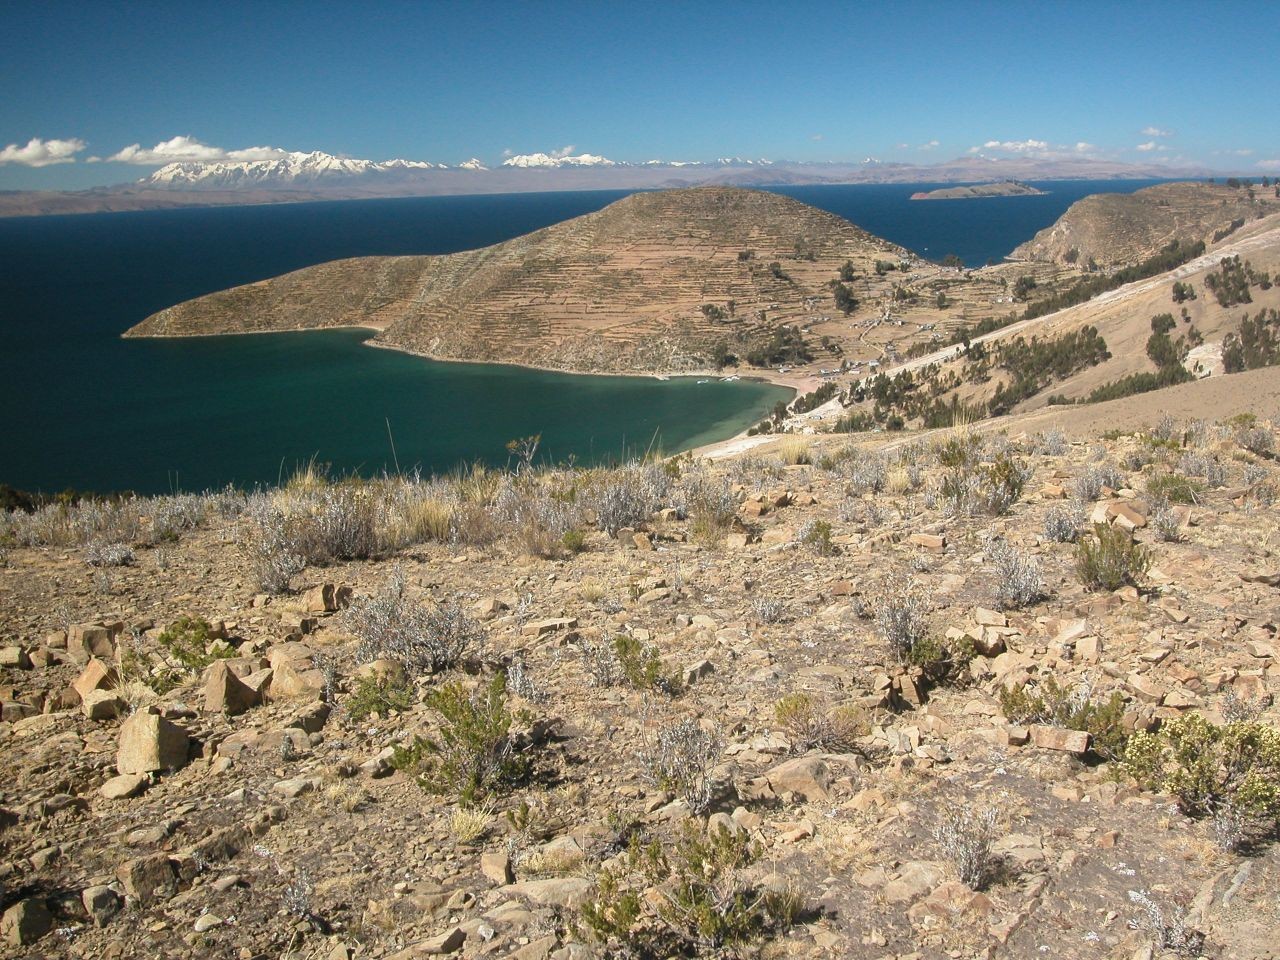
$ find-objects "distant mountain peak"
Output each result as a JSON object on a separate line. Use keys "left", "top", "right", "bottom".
{"left": 500, "top": 152, "right": 618, "bottom": 168}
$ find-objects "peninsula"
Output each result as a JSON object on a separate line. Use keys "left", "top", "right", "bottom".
{"left": 126, "top": 187, "right": 906, "bottom": 379}
{"left": 910, "top": 180, "right": 1046, "bottom": 200}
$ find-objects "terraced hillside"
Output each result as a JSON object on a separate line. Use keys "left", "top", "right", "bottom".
{"left": 1011, "top": 181, "right": 1280, "bottom": 269}
{"left": 126, "top": 187, "right": 906, "bottom": 374}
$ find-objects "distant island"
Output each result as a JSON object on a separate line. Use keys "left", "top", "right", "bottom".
{"left": 910, "top": 180, "right": 1047, "bottom": 201}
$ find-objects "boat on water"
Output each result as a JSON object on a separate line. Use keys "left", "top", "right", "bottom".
{"left": 720, "top": 375, "right": 740, "bottom": 382}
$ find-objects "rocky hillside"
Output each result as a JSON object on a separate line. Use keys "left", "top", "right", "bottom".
{"left": 2, "top": 401, "right": 1279, "bottom": 959}
{"left": 126, "top": 188, "right": 906, "bottom": 375}
{"left": 1010, "top": 181, "right": 1280, "bottom": 269}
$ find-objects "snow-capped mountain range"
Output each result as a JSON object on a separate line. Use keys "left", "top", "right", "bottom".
{"left": 141, "top": 151, "right": 490, "bottom": 189}
{"left": 137, "top": 149, "right": 793, "bottom": 189}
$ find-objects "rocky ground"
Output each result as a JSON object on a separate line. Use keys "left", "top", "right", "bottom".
{"left": 2, "top": 412, "right": 1279, "bottom": 960}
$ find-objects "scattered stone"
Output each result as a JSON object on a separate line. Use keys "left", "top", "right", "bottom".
{"left": 204, "top": 660, "right": 259, "bottom": 714}
{"left": 1029, "top": 725, "right": 1090, "bottom": 754}
{"left": 116, "top": 709, "right": 190, "bottom": 775}
{"left": 1, "top": 898, "right": 52, "bottom": 946}
{"left": 100, "top": 773, "right": 148, "bottom": 800}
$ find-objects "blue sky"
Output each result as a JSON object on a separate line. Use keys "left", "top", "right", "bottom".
{"left": 2, "top": 0, "right": 1276, "bottom": 188}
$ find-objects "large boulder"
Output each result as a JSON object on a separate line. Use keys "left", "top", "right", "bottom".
{"left": 203, "top": 661, "right": 259, "bottom": 715}
{"left": 67, "top": 623, "right": 118, "bottom": 665}
{"left": 117, "top": 709, "right": 190, "bottom": 774}
{"left": 1, "top": 898, "right": 52, "bottom": 946}
{"left": 71, "top": 657, "right": 119, "bottom": 702}
{"left": 764, "top": 755, "right": 833, "bottom": 801}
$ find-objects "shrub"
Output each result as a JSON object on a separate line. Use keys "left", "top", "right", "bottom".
{"left": 244, "top": 501, "right": 306, "bottom": 593}
{"left": 580, "top": 821, "right": 801, "bottom": 956}
{"left": 1042, "top": 502, "right": 1084, "bottom": 542}
{"left": 1128, "top": 890, "right": 1205, "bottom": 958}
{"left": 643, "top": 717, "right": 723, "bottom": 814}
{"left": 797, "top": 518, "right": 834, "bottom": 555}
{"left": 873, "top": 575, "right": 931, "bottom": 662}
{"left": 934, "top": 806, "right": 999, "bottom": 890}
{"left": 391, "top": 674, "right": 530, "bottom": 806}
{"left": 1074, "top": 463, "right": 1125, "bottom": 501}
{"left": 998, "top": 676, "right": 1129, "bottom": 761}
{"left": 612, "top": 634, "right": 683, "bottom": 695}
{"left": 157, "top": 615, "right": 235, "bottom": 671}
{"left": 681, "top": 470, "right": 738, "bottom": 544}
{"left": 295, "top": 485, "right": 381, "bottom": 561}
{"left": 1123, "top": 714, "right": 1280, "bottom": 826}
{"left": 1147, "top": 472, "right": 1205, "bottom": 505}
{"left": 347, "top": 674, "right": 415, "bottom": 720}
{"left": 1151, "top": 504, "right": 1183, "bottom": 542}
{"left": 588, "top": 462, "right": 670, "bottom": 536}
{"left": 149, "top": 494, "right": 207, "bottom": 543}
{"left": 1177, "top": 452, "right": 1228, "bottom": 488}
{"left": 1075, "top": 524, "right": 1150, "bottom": 591}
{"left": 345, "top": 569, "right": 483, "bottom": 676}
{"left": 84, "top": 540, "right": 134, "bottom": 567}
{"left": 939, "top": 454, "right": 1028, "bottom": 516}
{"left": 773, "top": 693, "right": 868, "bottom": 752}
{"left": 988, "top": 537, "right": 1046, "bottom": 609}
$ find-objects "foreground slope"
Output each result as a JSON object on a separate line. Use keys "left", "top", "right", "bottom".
{"left": 2, "top": 399, "right": 1279, "bottom": 959}
{"left": 126, "top": 187, "right": 904, "bottom": 374}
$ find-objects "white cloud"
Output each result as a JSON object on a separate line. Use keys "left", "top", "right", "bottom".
{"left": 549, "top": 144, "right": 576, "bottom": 159}
{"left": 1141, "top": 126, "right": 1174, "bottom": 138}
{"left": 106, "top": 135, "right": 290, "bottom": 165}
{"left": 0, "top": 136, "right": 87, "bottom": 167}
{"left": 1258, "top": 159, "right": 1280, "bottom": 171}
{"left": 1074, "top": 141, "right": 1097, "bottom": 153}
{"left": 811, "top": 134, "right": 824, "bottom": 141}
{"left": 918, "top": 139, "right": 940, "bottom": 151}
{"left": 1136, "top": 141, "right": 1160, "bottom": 152}
{"left": 983, "top": 139, "right": 1048, "bottom": 154}
{"left": 1219, "top": 148, "right": 1254, "bottom": 156}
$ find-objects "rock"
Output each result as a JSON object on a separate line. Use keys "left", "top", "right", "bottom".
{"left": 1, "top": 701, "right": 38, "bottom": 722}
{"left": 1029, "top": 725, "right": 1090, "bottom": 754}
{"left": 81, "top": 689, "right": 126, "bottom": 720}
{"left": 203, "top": 660, "right": 259, "bottom": 715}
{"left": 522, "top": 618, "right": 578, "bottom": 638}
{"left": 117, "top": 853, "right": 178, "bottom": 904}
{"left": 1, "top": 898, "right": 52, "bottom": 946}
{"left": 358, "top": 659, "right": 407, "bottom": 683}
{"left": 764, "top": 755, "right": 832, "bottom": 801}
{"left": 909, "top": 532, "right": 945, "bottom": 552}
{"left": 973, "top": 607, "right": 1007, "bottom": 627}
{"left": 506, "top": 877, "right": 593, "bottom": 908}
{"left": 81, "top": 885, "right": 122, "bottom": 926}
{"left": 72, "top": 657, "right": 119, "bottom": 702}
{"left": 272, "top": 776, "right": 319, "bottom": 798}
{"left": 100, "top": 773, "right": 148, "bottom": 800}
{"left": 272, "top": 660, "right": 326, "bottom": 699}
{"left": 683, "top": 659, "right": 714, "bottom": 685}
{"left": 480, "top": 850, "right": 513, "bottom": 885}
{"left": 300, "top": 583, "right": 351, "bottom": 613}
{"left": 883, "top": 861, "right": 944, "bottom": 903}
{"left": 67, "top": 623, "right": 118, "bottom": 664}
{"left": 116, "top": 710, "right": 190, "bottom": 775}
{"left": 632, "top": 532, "right": 655, "bottom": 551}
{"left": 908, "top": 881, "right": 994, "bottom": 922}
{"left": 0, "top": 646, "right": 31, "bottom": 670}
{"left": 419, "top": 926, "right": 466, "bottom": 954}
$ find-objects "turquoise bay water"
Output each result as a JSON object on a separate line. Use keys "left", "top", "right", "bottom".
{"left": 0, "top": 180, "right": 1163, "bottom": 494}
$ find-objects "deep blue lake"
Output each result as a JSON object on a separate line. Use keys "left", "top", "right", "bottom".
{"left": 0, "top": 179, "right": 1164, "bottom": 493}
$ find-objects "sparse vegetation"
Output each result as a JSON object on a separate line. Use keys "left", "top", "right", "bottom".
{"left": 1075, "top": 524, "right": 1151, "bottom": 591}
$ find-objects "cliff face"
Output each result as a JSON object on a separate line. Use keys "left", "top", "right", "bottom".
{"left": 126, "top": 187, "right": 905, "bottom": 373}
{"left": 1010, "top": 181, "right": 1280, "bottom": 269}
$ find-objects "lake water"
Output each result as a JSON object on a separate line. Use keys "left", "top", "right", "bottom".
{"left": 0, "top": 179, "right": 1163, "bottom": 493}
